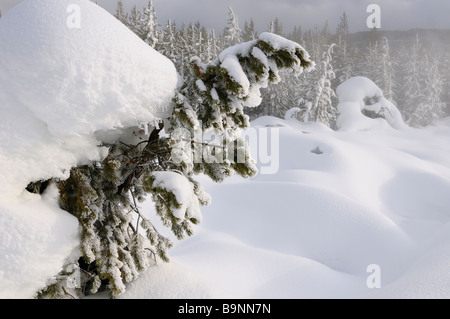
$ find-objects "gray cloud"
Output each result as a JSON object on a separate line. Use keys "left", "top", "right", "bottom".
{"left": 2, "top": 0, "right": 450, "bottom": 33}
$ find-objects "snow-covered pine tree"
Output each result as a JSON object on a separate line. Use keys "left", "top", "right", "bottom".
{"left": 223, "top": 7, "right": 242, "bottom": 47}
{"left": 407, "top": 53, "right": 445, "bottom": 127}
{"left": 441, "top": 52, "right": 450, "bottom": 115}
{"left": 399, "top": 34, "right": 428, "bottom": 126}
{"left": 372, "top": 37, "right": 395, "bottom": 103}
{"left": 251, "top": 22, "right": 293, "bottom": 119}
{"left": 267, "top": 21, "right": 274, "bottom": 34}
{"left": 272, "top": 18, "right": 284, "bottom": 36}
{"left": 321, "top": 21, "right": 332, "bottom": 48}
{"left": 205, "top": 29, "right": 220, "bottom": 63}
{"left": 332, "top": 12, "right": 352, "bottom": 88}
{"left": 351, "top": 28, "right": 381, "bottom": 81}
{"left": 423, "top": 54, "right": 445, "bottom": 121}
{"left": 160, "top": 19, "right": 177, "bottom": 63}
{"left": 114, "top": 0, "right": 128, "bottom": 26}
{"left": 243, "top": 18, "right": 257, "bottom": 41}
{"left": 259, "top": 74, "right": 291, "bottom": 118}
{"left": 128, "top": 5, "right": 142, "bottom": 38}
{"left": 289, "top": 26, "right": 303, "bottom": 46}
{"left": 301, "top": 44, "right": 337, "bottom": 126}
{"left": 336, "top": 12, "right": 349, "bottom": 37}
{"left": 187, "top": 23, "right": 197, "bottom": 56}
{"left": 187, "top": 21, "right": 207, "bottom": 61}
{"left": 38, "top": 32, "right": 314, "bottom": 298}
{"left": 198, "top": 25, "right": 208, "bottom": 61}
{"left": 285, "top": 71, "right": 310, "bottom": 121}
{"left": 363, "top": 41, "right": 378, "bottom": 79}
{"left": 368, "top": 26, "right": 381, "bottom": 46}
{"left": 303, "top": 23, "right": 331, "bottom": 62}
{"left": 141, "top": 0, "right": 160, "bottom": 48}
{"left": 172, "top": 32, "right": 314, "bottom": 181}
{"left": 176, "top": 24, "right": 191, "bottom": 78}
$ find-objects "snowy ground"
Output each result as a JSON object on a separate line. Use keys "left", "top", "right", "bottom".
{"left": 120, "top": 116, "right": 450, "bottom": 299}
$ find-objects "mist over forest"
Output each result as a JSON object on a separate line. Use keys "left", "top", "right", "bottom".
{"left": 106, "top": 0, "right": 450, "bottom": 128}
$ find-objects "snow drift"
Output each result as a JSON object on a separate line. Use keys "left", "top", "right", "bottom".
{"left": 0, "top": 0, "right": 178, "bottom": 298}
{"left": 125, "top": 116, "right": 450, "bottom": 299}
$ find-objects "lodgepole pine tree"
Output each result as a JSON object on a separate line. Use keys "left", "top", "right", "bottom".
{"left": 37, "top": 32, "right": 314, "bottom": 298}
{"left": 300, "top": 44, "right": 337, "bottom": 127}
{"left": 141, "top": 0, "right": 160, "bottom": 48}
{"left": 114, "top": 0, "right": 128, "bottom": 26}
{"left": 332, "top": 12, "right": 352, "bottom": 88}
{"left": 377, "top": 37, "right": 395, "bottom": 102}
{"left": 243, "top": 18, "right": 257, "bottom": 41}
{"left": 223, "top": 7, "right": 242, "bottom": 47}
{"left": 160, "top": 19, "right": 178, "bottom": 63}
{"left": 128, "top": 5, "right": 142, "bottom": 38}
{"left": 406, "top": 53, "right": 445, "bottom": 127}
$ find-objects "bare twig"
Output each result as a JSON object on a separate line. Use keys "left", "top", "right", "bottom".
{"left": 62, "top": 287, "right": 76, "bottom": 299}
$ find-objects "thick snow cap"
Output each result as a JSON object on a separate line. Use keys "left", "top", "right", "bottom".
{"left": 0, "top": 0, "right": 178, "bottom": 195}
{"left": 336, "top": 76, "right": 406, "bottom": 131}
{"left": 0, "top": 0, "right": 177, "bottom": 134}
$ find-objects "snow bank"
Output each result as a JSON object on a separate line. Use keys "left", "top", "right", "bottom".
{"left": 0, "top": 0, "right": 178, "bottom": 195}
{"left": 0, "top": 0, "right": 177, "bottom": 298}
{"left": 118, "top": 259, "right": 225, "bottom": 299}
{"left": 0, "top": 185, "right": 79, "bottom": 298}
{"left": 367, "top": 224, "right": 450, "bottom": 299}
{"left": 126, "top": 115, "right": 450, "bottom": 299}
{"left": 336, "top": 77, "right": 406, "bottom": 131}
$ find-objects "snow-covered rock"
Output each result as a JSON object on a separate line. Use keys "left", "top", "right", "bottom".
{"left": 0, "top": 0, "right": 178, "bottom": 298}
{"left": 336, "top": 76, "right": 406, "bottom": 131}
{"left": 0, "top": 0, "right": 178, "bottom": 196}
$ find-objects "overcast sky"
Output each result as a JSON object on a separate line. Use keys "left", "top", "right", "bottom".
{"left": 2, "top": 0, "right": 450, "bottom": 33}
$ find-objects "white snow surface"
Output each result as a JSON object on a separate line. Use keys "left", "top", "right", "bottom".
{"left": 0, "top": 0, "right": 177, "bottom": 298}
{"left": 125, "top": 116, "right": 450, "bottom": 299}
{"left": 0, "top": 0, "right": 177, "bottom": 196}
{"left": 0, "top": 185, "right": 79, "bottom": 299}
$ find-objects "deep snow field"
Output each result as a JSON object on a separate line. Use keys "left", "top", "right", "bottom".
{"left": 120, "top": 116, "right": 450, "bottom": 299}
{"left": 1, "top": 0, "right": 450, "bottom": 299}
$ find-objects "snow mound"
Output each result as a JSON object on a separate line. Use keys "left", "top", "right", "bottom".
{"left": 0, "top": 0, "right": 176, "bottom": 135}
{"left": 118, "top": 259, "right": 225, "bottom": 299}
{"left": 0, "top": 185, "right": 79, "bottom": 299}
{"left": 0, "top": 0, "right": 177, "bottom": 298}
{"left": 336, "top": 77, "right": 406, "bottom": 131}
{"left": 123, "top": 115, "right": 450, "bottom": 299}
{"left": 0, "top": 0, "right": 178, "bottom": 195}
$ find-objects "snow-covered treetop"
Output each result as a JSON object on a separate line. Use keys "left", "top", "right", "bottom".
{"left": 223, "top": 6, "right": 242, "bottom": 46}
{"left": 172, "top": 31, "right": 314, "bottom": 182}
{"left": 212, "top": 32, "right": 315, "bottom": 106}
